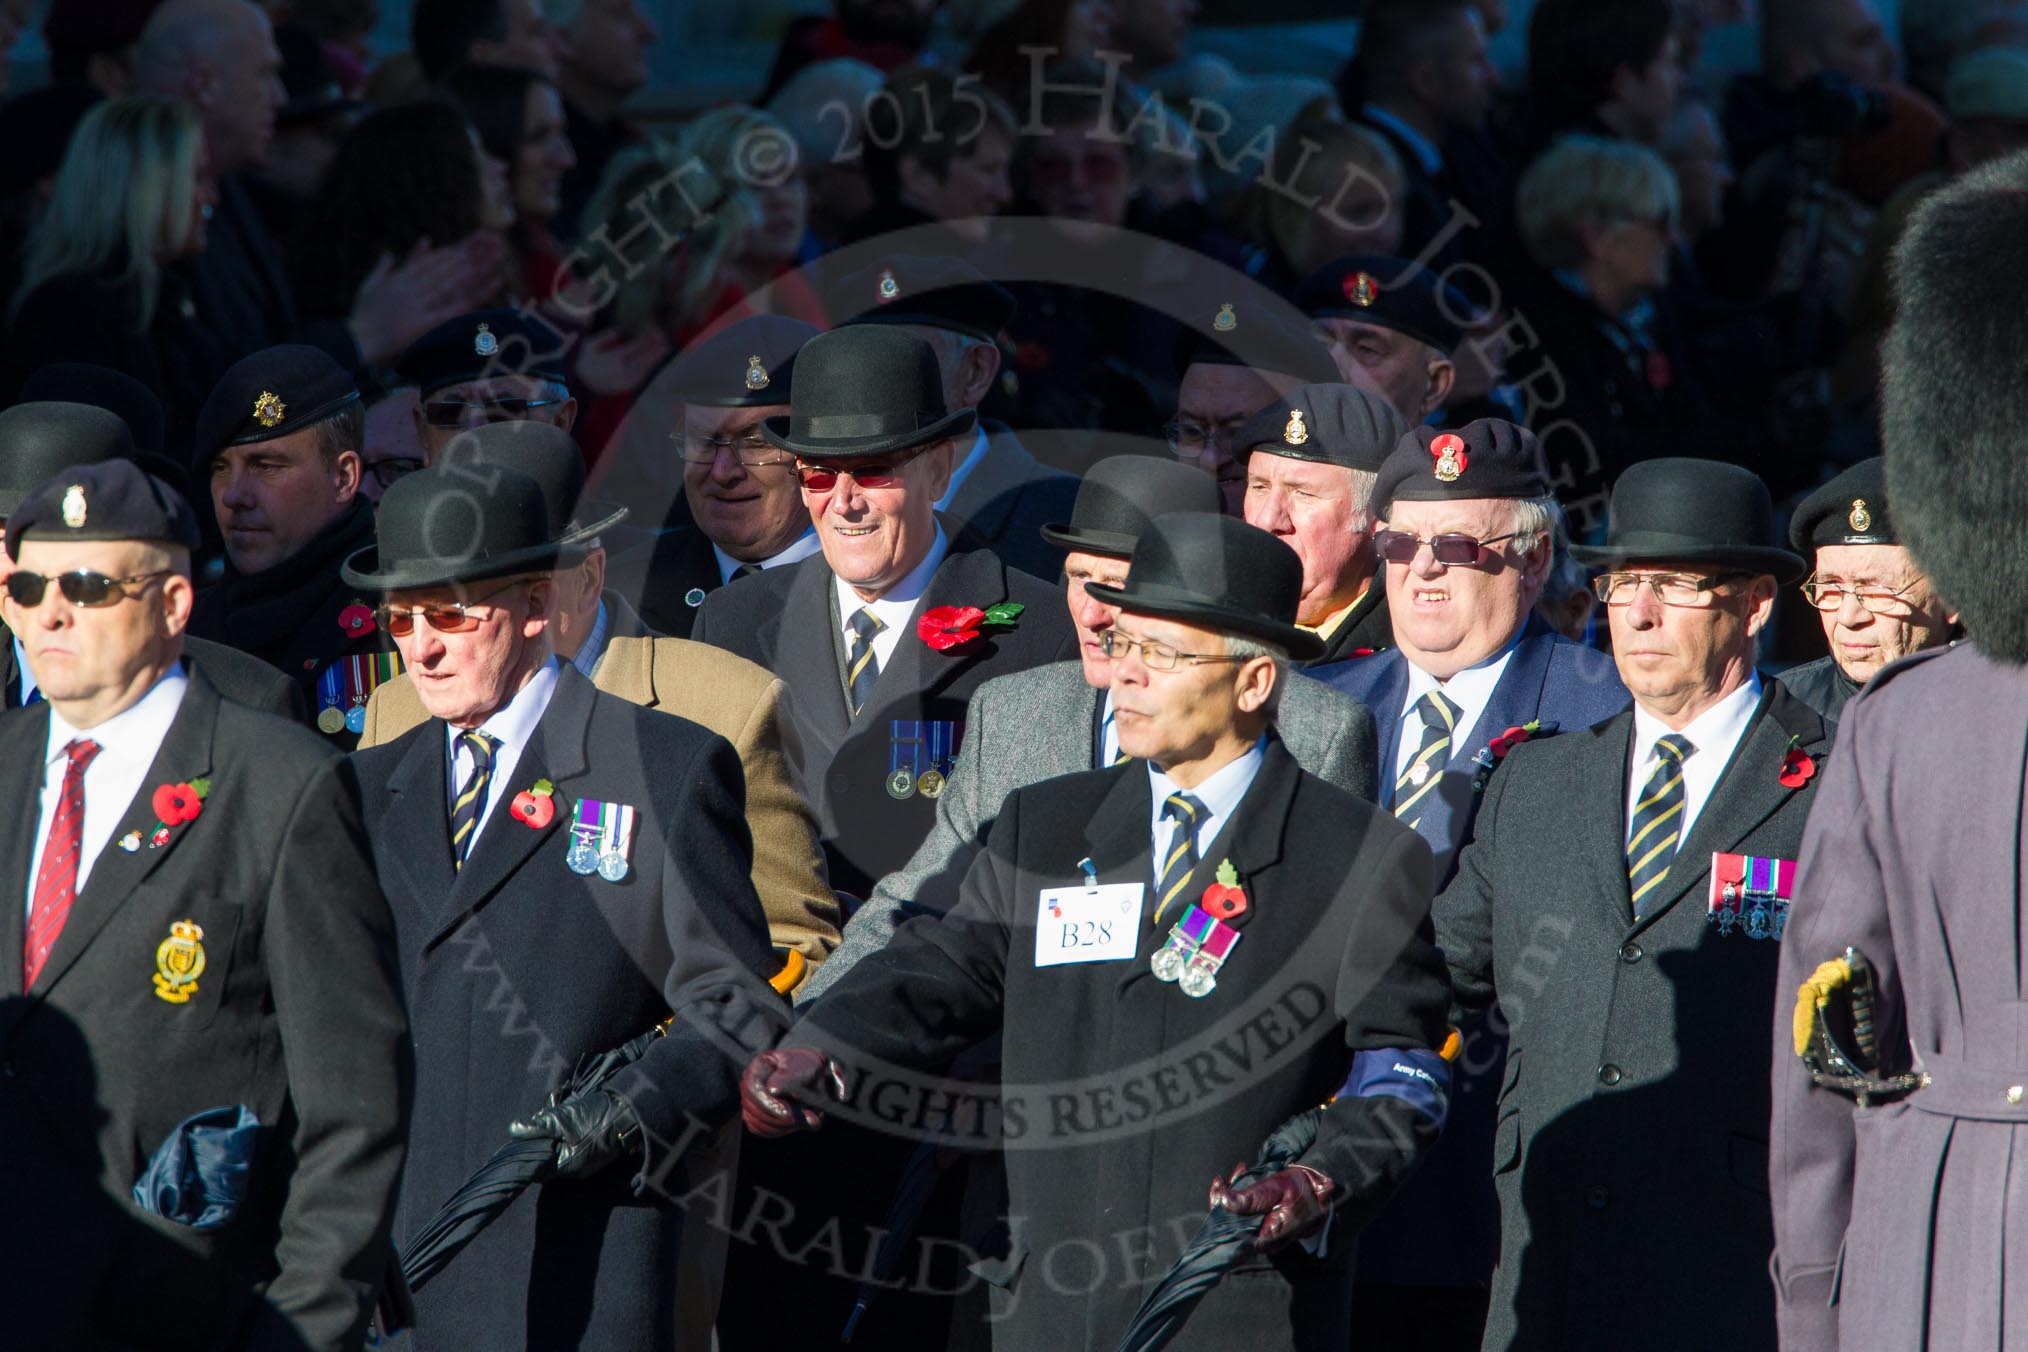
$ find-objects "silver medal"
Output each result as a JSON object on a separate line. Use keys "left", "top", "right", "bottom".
{"left": 1150, "top": 942, "right": 1188, "bottom": 982}
{"left": 597, "top": 850, "right": 629, "bottom": 882}
{"left": 567, "top": 837, "right": 599, "bottom": 875}
{"left": 1180, "top": 963, "right": 1217, "bottom": 999}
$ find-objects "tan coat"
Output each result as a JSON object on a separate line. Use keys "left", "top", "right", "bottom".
{"left": 359, "top": 637, "right": 841, "bottom": 979}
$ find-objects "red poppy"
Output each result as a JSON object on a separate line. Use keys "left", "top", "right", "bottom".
{"left": 510, "top": 790, "right": 556, "bottom": 829}
{"left": 1488, "top": 725, "right": 1531, "bottom": 759}
{"left": 338, "top": 603, "right": 376, "bottom": 637}
{"left": 1014, "top": 341, "right": 1052, "bottom": 370}
{"left": 1200, "top": 859, "right": 1248, "bottom": 920}
{"left": 152, "top": 782, "right": 203, "bottom": 826}
{"left": 1779, "top": 747, "right": 1816, "bottom": 788}
{"left": 919, "top": 605, "right": 987, "bottom": 651}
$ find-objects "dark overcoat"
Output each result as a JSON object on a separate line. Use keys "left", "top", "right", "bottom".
{"left": 350, "top": 665, "right": 788, "bottom": 1350}
{"left": 938, "top": 424, "right": 1080, "bottom": 583}
{"left": 689, "top": 540, "right": 1075, "bottom": 900}
{"left": 1434, "top": 681, "right": 1832, "bottom": 1352}
{"left": 798, "top": 740, "right": 1453, "bottom": 1350}
{"left": 0, "top": 669, "right": 410, "bottom": 1351}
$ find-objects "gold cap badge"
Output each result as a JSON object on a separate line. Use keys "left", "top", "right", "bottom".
{"left": 877, "top": 269, "right": 899, "bottom": 303}
{"left": 745, "top": 355, "right": 770, "bottom": 391}
{"left": 153, "top": 919, "right": 206, "bottom": 1004}
{"left": 1283, "top": 409, "right": 1308, "bottom": 445}
{"left": 253, "top": 390, "right": 286, "bottom": 428}
{"left": 474, "top": 322, "right": 499, "bottom": 357}
{"left": 60, "top": 484, "right": 86, "bottom": 529}
{"left": 1213, "top": 302, "right": 1237, "bottom": 333}
{"left": 1345, "top": 271, "right": 1379, "bottom": 307}
{"left": 1431, "top": 432, "right": 1467, "bottom": 483}
{"left": 1848, "top": 498, "right": 1872, "bottom": 532}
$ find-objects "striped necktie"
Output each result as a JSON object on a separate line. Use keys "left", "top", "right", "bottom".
{"left": 450, "top": 730, "right": 499, "bottom": 870}
{"left": 844, "top": 607, "right": 884, "bottom": 717}
{"left": 1153, "top": 792, "right": 1208, "bottom": 923}
{"left": 1393, "top": 690, "right": 1460, "bottom": 828}
{"left": 1627, "top": 734, "right": 1694, "bottom": 916}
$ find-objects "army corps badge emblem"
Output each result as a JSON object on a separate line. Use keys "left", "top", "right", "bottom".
{"left": 60, "top": 484, "right": 87, "bottom": 529}
{"left": 153, "top": 919, "right": 207, "bottom": 1004}
{"left": 253, "top": 390, "right": 286, "bottom": 428}
{"left": 1848, "top": 498, "right": 1872, "bottom": 532}
{"left": 746, "top": 355, "right": 770, "bottom": 390}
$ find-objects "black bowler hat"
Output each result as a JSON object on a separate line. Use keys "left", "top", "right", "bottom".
{"left": 1790, "top": 457, "right": 1895, "bottom": 552}
{"left": 830, "top": 255, "right": 1018, "bottom": 343}
{"left": 21, "top": 364, "right": 168, "bottom": 462}
{"left": 1085, "top": 513, "right": 1324, "bottom": 660}
{"left": 340, "top": 465, "right": 561, "bottom": 591}
{"left": 1375, "top": 420, "right": 1551, "bottom": 511}
{"left": 762, "top": 326, "right": 976, "bottom": 459}
{"left": 7, "top": 458, "right": 200, "bottom": 561}
{"left": 1040, "top": 456, "right": 1220, "bottom": 557}
{"left": 395, "top": 307, "right": 569, "bottom": 397}
{"left": 0, "top": 403, "right": 138, "bottom": 517}
{"left": 666, "top": 314, "right": 819, "bottom": 408}
{"left": 194, "top": 344, "right": 361, "bottom": 472}
{"left": 1297, "top": 256, "right": 1470, "bottom": 356}
{"left": 1175, "top": 299, "right": 1339, "bottom": 384}
{"left": 1571, "top": 458, "right": 1807, "bottom": 581}
{"left": 1238, "top": 383, "right": 1407, "bottom": 474}
{"left": 433, "top": 421, "right": 628, "bottom": 545}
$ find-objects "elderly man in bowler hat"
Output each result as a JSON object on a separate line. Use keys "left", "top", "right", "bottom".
{"left": 744, "top": 513, "right": 1455, "bottom": 1352}
{"left": 1434, "top": 457, "right": 1832, "bottom": 1352}
{"left": 344, "top": 464, "right": 791, "bottom": 1351}
{"left": 356, "top": 420, "right": 842, "bottom": 977}
{"left": 0, "top": 457, "right": 410, "bottom": 1349}
{"left": 1322, "top": 418, "right": 1628, "bottom": 1349}
{"left": 1777, "top": 456, "right": 1958, "bottom": 721}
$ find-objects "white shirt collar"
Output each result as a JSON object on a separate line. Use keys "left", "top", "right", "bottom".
{"left": 833, "top": 523, "right": 950, "bottom": 646}
{"left": 1146, "top": 734, "right": 1268, "bottom": 850}
{"left": 1395, "top": 642, "right": 1519, "bottom": 784}
{"left": 935, "top": 426, "right": 991, "bottom": 512}
{"left": 445, "top": 657, "right": 561, "bottom": 838}
{"left": 713, "top": 528, "right": 821, "bottom": 586}
{"left": 13, "top": 634, "right": 36, "bottom": 704}
{"left": 1626, "top": 672, "right": 1764, "bottom": 846}
{"left": 46, "top": 661, "right": 188, "bottom": 758}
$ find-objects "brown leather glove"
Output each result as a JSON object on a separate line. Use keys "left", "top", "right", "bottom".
{"left": 739, "top": 1046, "right": 847, "bottom": 1137}
{"left": 1207, "top": 1162, "right": 1339, "bottom": 1252}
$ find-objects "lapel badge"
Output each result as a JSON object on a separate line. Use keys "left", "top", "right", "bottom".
{"left": 60, "top": 484, "right": 87, "bottom": 529}
{"left": 1848, "top": 498, "right": 1872, "bottom": 532}
{"left": 1283, "top": 409, "right": 1309, "bottom": 446}
{"left": 1344, "top": 270, "right": 1380, "bottom": 307}
{"left": 745, "top": 355, "right": 770, "bottom": 390}
{"left": 152, "top": 919, "right": 207, "bottom": 1004}
{"left": 509, "top": 778, "right": 557, "bottom": 830}
{"left": 1212, "top": 302, "right": 1237, "bottom": 332}
{"left": 877, "top": 268, "right": 900, "bottom": 303}
{"left": 253, "top": 390, "right": 286, "bottom": 428}
{"left": 118, "top": 830, "right": 142, "bottom": 853}
{"left": 1431, "top": 432, "right": 1468, "bottom": 482}
{"left": 684, "top": 587, "right": 707, "bottom": 608}
{"left": 1407, "top": 758, "right": 1433, "bottom": 787}
{"left": 474, "top": 322, "right": 499, "bottom": 356}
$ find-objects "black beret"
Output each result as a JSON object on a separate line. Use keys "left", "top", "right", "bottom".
{"left": 1174, "top": 299, "right": 1339, "bottom": 384}
{"left": 20, "top": 363, "right": 166, "bottom": 462}
{"left": 1236, "top": 383, "right": 1408, "bottom": 474}
{"left": 665, "top": 314, "right": 819, "bottom": 408}
{"left": 194, "top": 344, "right": 361, "bottom": 471}
{"left": 1375, "top": 420, "right": 1552, "bottom": 512}
{"left": 829, "top": 255, "right": 1017, "bottom": 342}
{"left": 0, "top": 403, "right": 138, "bottom": 517}
{"left": 394, "top": 307, "right": 569, "bottom": 397}
{"left": 7, "top": 458, "right": 200, "bottom": 560}
{"left": 1297, "top": 255, "right": 1470, "bottom": 356}
{"left": 1790, "top": 457, "right": 1895, "bottom": 552}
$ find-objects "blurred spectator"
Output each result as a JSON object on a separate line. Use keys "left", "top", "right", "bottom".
{"left": 0, "top": 84, "right": 102, "bottom": 317}
{"left": 411, "top": 0, "right": 561, "bottom": 83}
{"left": 1661, "top": 97, "right": 1736, "bottom": 246}
{"left": 765, "top": 57, "right": 885, "bottom": 248}
{"left": 285, "top": 0, "right": 378, "bottom": 93}
{"left": 360, "top": 386, "right": 426, "bottom": 502}
{"left": 290, "top": 102, "right": 509, "bottom": 332}
{"left": 248, "top": 26, "right": 365, "bottom": 249}
{"left": 956, "top": 0, "right": 1117, "bottom": 101}
{"left": 762, "top": 0, "right": 939, "bottom": 103}
{"left": 1901, "top": 0, "right": 2028, "bottom": 102}
{"left": 1676, "top": 0, "right": 1752, "bottom": 75}
{"left": 1523, "top": 0, "right": 1682, "bottom": 147}
{"left": 845, "top": 63, "right": 1018, "bottom": 245}
{"left": 44, "top": 0, "right": 156, "bottom": 98}
{"left": 666, "top": 106, "right": 821, "bottom": 331}
{"left": 1109, "top": 0, "right": 1194, "bottom": 76}
{"left": 443, "top": 61, "right": 578, "bottom": 303}
{"left": 1, "top": 96, "right": 224, "bottom": 464}
{"left": 1188, "top": 68, "right": 1335, "bottom": 206}
{"left": 1722, "top": 0, "right": 1898, "bottom": 181}
{"left": 1234, "top": 118, "right": 1405, "bottom": 296}
{"left": 551, "top": 0, "right": 658, "bottom": 240}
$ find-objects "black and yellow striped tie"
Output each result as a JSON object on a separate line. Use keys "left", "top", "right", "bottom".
{"left": 450, "top": 730, "right": 499, "bottom": 870}
{"left": 1393, "top": 691, "right": 1460, "bottom": 829}
{"left": 1153, "top": 792, "right": 1208, "bottom": 923}
{"left": 1626, "top": 734, "right": 1694, "bottom": 916}
{"left": 845, "top": 607, "right": 884, "bottom": 717}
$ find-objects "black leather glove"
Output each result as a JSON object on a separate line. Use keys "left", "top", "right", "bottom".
{"left": 508, "top": 1088, "right": 643, "bottom": 1179}
{"left": 739, "top": 1046, "right": 846, "bottom": 1137}
{"left": 1207, "top": 1162, "right": 1339, "bottom": 1253}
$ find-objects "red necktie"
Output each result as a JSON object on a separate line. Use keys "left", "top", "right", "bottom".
{"left": 24, "top": 738, "right": 101, "bottom": 988}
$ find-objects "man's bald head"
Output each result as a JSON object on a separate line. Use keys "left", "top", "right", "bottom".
{"left": 137, "top": 0, "right": 283, "bottom": 175}
{"left": 1761, "top": 0, "right": 1897, "bottom": 90}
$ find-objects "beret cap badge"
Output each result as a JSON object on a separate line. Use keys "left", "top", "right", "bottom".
{"left": 473, "top": 322, "right": 499, "bottom": 357}
{"left": 1283, "top": 409, "right": 1308, "bottom": 446}
{"left": 60, "top": 484, "right": 86, "bottom": 529}
{"left": 877, "top": 268, "right": 899, "bottom": 303}
{"left": 252, "top": 391, "right": 285, "bottom": 428}
{"left": 745, "top": 355, "right": 770, "bottom": 391}
{"left": 1213, "top": 302, "right": 1237, "bottom": 332}
{"left": 1345, "top": 271, "right": 1380, "bottom": 307}
{"left": 1431, "top": 432, "right": 1468, "bottom": 483}
{"left": 1848, "top": 498, "right": 1872, "bottom": 532}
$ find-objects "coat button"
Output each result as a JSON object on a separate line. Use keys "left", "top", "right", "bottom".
{"left": 1584, "top": 1184, "right": 1610, "bottom": 1209}
{"left": 1620, "top": 942, "right": 1643, "bottom": 963}
{"left": 1598, "top": 1064, "right": 1623, "bottom": 1086}
{"left": 2008, "top": 1085, "right": 2024, "bottom": 1106}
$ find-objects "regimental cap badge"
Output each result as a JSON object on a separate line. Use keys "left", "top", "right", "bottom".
{"left": 152, "top": 918, "right": 206, "bottom": 1004}
{"left": 1213, "top": 302, "right": 1237, "bottom": 332}
{"left": 1431, "top": 432, "right": 1468, "bottom": 482}
{"left": 60, "top": 484, "right": 86, "bottom": 529}
{"left": 1283, "top": 408, "right": 1308, "bottom": 445}
{"left": 1345, "top": 270, "right": 1380, "bottom": 307}
{"left": 474, "top": 322, "right": 499, "bottom": 357}
{"left": 1848, "top": 498, "right": 1872, "bottom": 532}
{"left": 745, "top": 355, "right": 770, "bottom": 391}
{"left": 252, "top": 390, "right": 285, "bottom": 428}
{"left": 877, "top": 268, "right": 899, "bottom": 303}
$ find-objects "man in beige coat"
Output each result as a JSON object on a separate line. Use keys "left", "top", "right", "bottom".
{"left": 358, "top": 423, "right": 841, "bottom": 984}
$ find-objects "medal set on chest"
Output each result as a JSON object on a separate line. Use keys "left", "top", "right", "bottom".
{"left": 1149, "top": 859, "right": 1250, "bottom": 998}
{"left": 1706, "top": 852, "right": 1795, "bottom": 940}
{"left": 885, "top": 719, "right": 962, "bottom": 800}
{"left": 565, "top": 798, "right": 637, "bottom": 882}
{"left": 316, "top": 651, "right": 400, "bottom": 736}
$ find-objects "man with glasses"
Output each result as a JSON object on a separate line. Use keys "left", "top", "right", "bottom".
{"left": 186, "top": 345, "right": 400, "bottom": 744}
{"left": 1778, "top": 457, "right": 1958, "bottom": 720}
{"left": 742, "top": 513, "right": 1454, "bottom": 1351}
{"left": 616, "top": 316, "right": 823, "bottom": 638}
{"left": 1316, "top": 419, "right": 1627, "bottom": 1350}
{"left": 344, "top": 463, "right": 789, "bottom": 1351}
{"left": 1172, "top": 302, "right": 1341, "bottom": 516}
{"left": 1297, "top": 256, "right": 1468, "bottom": 425}
{"left": 0, "top": 457, "right": 410, "bottom": 1349}
{"left": 360, "top": 387, "right": 427, "bottom": 504}
{"left": 1433, "top": 457, "right": 1832, "bottom": 1352}
{"left": 394, "top": 307, "right": 577, "bottom": 463}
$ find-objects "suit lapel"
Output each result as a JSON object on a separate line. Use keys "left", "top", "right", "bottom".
{"left": 776, "top": 560, "right": 851, "bottom": 749}
{"left": 1451, "top": 621, "right": 1556, "bottom": 766}
{"left": 380, "top": 722, "right": 458, "bottom": 928}
{"left": 1578, "top": 707, "right": 1640, "bottom": 925}
{"left": 866, "top": 548, "right": 1009, "bottom": 714}
{"left": 0, "top": 703, "right": 52, "bottom": 1000}
{"left": 946, "top": 426, "right": 1025, "bottom": 543}
{"left": 0, "top": 620, "right": 17, "bottom": 710}
{"left": 1367, "top": 656, "right": 1410, "bottom": 807}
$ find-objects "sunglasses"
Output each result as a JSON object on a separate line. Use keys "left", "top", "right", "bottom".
{"left": 4, "top": 568, "right": 172, "bottom": 608}
{"left": 795, "top": 445, "right": 931, "bottom": 493}
{"left": 375, "top": 580, "right": 526, "bottom": 637}
{"left": 421, "top": 397, "right": 563, "bottom": 428}
{"left": 1372, "top": 530, "right": 1524, "bottom": 567}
